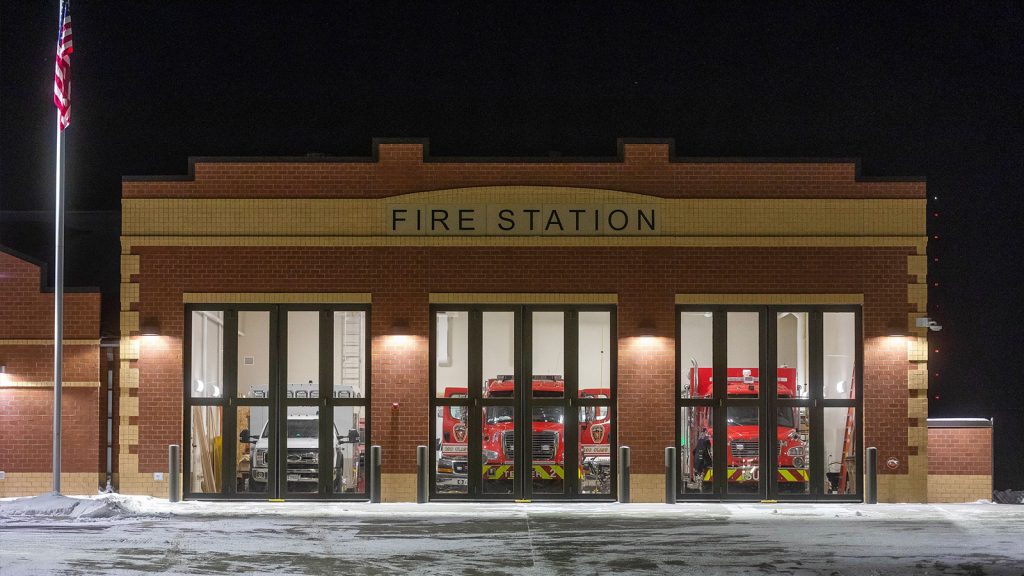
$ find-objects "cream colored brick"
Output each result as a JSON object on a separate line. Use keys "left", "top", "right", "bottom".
{"left": 381, "top": 474, "right": 417, "bottom": 502}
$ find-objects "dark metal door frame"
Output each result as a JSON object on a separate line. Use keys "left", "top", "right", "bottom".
{"left": 676, "top": 304, "right": 863, "bottom": 503}
{"left": 183, "top": 303, "right": 370, "bottom": 501}
{"left": 429, "top": 304, "right": 617, "bottom": 501}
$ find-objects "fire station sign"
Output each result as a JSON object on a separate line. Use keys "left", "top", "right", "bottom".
{"left": 387, "top": 204, "right": 659, "bottom": 236}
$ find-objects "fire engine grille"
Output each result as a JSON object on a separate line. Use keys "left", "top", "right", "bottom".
{"left": 730, "top": 440, "right": 758, "bottom": 459}
{"left": 533, "top": 431, "right": 558, "bottom": 461}
{"left": 501, "top": 431, "right": 559, "bottom": 461}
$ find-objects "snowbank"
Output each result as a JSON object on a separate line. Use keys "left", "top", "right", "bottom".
{"left": 0, "top": 493, "right": 165, "bottom": 520}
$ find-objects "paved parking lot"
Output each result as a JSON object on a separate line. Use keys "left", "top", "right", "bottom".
{"left": 1, "top": 498, "right": 1023, "bottom": 575}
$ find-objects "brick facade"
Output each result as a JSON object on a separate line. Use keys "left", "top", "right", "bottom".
{"left": 927, "top": 425, "right": 993, "bottom": 503}
{"left": 0, "top": 248, "right": 103, "bottom": 496}
{"left": 119, "top": 140, "right": 929, "bottom": 501}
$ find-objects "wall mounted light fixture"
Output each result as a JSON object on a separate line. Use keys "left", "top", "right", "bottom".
{"left": 140, "top": 317, "right": 161, "bottom": 336}
{"left": 636, "top": 320, "right": 657, "bottom": 337}
{"left": 885, "top": 319, "right": 908, "bottom": 337}
{"left": 390, "top": 319, "right": 411, "bottom": 336}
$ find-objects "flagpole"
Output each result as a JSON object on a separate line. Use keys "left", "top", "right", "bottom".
{"left": 53, "top": 110, "right": 65, "bottom": 494}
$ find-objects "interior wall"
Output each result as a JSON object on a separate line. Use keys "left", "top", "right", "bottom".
{"left": 727, "top": 312, "right": 759, "bottom": 368}
{"left": 579, "top": 311, "right": 610, "bottom": 391}
{"left": 237, "top": 311, "right": 270, "bottom": 396}
{"left": 436, "top": 312, "right": 469, "bottom": 394}
{"left": 530, "top": 311, "right": 564, "bottom": 377}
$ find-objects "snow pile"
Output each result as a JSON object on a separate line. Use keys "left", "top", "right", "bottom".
{"left": 993, "top": 489, "right": 1024, "bottom": 504}
{"left": 0, "top": 493, "right": 164, "bottom": 520}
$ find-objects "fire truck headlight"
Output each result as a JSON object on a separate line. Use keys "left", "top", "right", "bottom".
{"left": 793, "top": 456, "right": 805, "bottom": 469}
{"left": 787, "top": 446, "right": 807, "bottom": 457}
{"left": 481, "top": 449, "right": 499, "bottom": 462}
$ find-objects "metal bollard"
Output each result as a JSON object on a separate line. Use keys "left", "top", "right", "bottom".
{"left": 665, "top": 446, "right": 677, "bottom": 504}
{"left": 416, "top": 445, "right": 428, "bottom": 503}
{"left": 369, "top": 445, "right": 382, "bottom": 503}
{"left": 865, "top": 446, "right": 877, "bottom": 504}
{"left": 618, "top": 445, "right": 631, "bottom": 503}
{"left": 168, "top": 444, "right": 180, "bottom": 503}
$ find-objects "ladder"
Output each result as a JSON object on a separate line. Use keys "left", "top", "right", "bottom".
{"left": 837, "top": 367, "right": 857, "bottom": 493}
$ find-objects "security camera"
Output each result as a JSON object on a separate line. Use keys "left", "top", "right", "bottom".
{"left": 915, "top": 317, "right": 943, "bottom": 332}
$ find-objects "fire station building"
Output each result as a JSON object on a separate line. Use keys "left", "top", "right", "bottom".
{"left": 110, "top": 138, "right": 933, "bottom": 503}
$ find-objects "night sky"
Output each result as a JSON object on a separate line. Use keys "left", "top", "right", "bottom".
{"left": 2, "top": 2, "right": 1022, "bottom": 488}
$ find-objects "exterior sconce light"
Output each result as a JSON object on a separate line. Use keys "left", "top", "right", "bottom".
{"left": 390, "top": 319, "right": 411, "bottom": 336}
{"left": 885, "top": 319, "right": 908, "bottom": 338}
{"left": 636, "top": 320, "right": 657, "bottom": 337}
{"left": 140, "top": 317, "right": 161, "bottom": 336}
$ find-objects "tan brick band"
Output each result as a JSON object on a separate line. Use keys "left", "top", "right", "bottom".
{"left": 676, "top": 293, "right": 864, "bottom": 305}
{"left": 121, "top": 235, "right": 927, "bottom": 252}
{"left": 0, "top": 473, "right": 102, "bottom": 498}
{"left": 430, "top": 293, "right": 617, "bottom": 304}
{"left": 381, "top": 474, "right": 417, "bottom": 503}
{"left": 122, "top": 189, "right": 925, "bottom": 237}
{"left": 629, "top": 474, "right": 666, "bottom": 503}
{"left": 928, "top": 474, "right": 992, "bottom": 503}
{"left": 183, "top": 292, "right": 372, "bottom": 304}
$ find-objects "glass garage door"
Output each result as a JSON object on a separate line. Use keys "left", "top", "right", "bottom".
{"left": 677, "top": 305, "right": 862, "bottom": 501}
{"left": 430, "top": 305, "right": 616, "bottom": 500}
{"left": 184, "top": 305, "right": 369, "bottom": 500}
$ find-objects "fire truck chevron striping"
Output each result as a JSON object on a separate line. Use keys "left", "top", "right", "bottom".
{"left": 482, "top": 464, "right": 567, "bottom": 480}
{"left": 701, "top": 468, "right": 809, "bottom": 482}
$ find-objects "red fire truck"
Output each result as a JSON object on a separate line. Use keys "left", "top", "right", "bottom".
{"left": 436, "top": 376, "right": 611, "bottom": 492}
{"left": 682, "top": 364, "right": 809, "bottom": 491}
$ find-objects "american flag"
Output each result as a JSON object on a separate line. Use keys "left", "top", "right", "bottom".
{"left": 53, "top": 0, "right": 73, "bottom": 131}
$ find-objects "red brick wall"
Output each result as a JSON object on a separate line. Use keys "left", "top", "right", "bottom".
{"left": 123, "top": 143, "right": 924, "bottom": 200}
{"left": 928, "top": 428, "right": 993, "bottom": 476}
{"left": 0, "top": 388, "right": 100, "bottom": 473}
{"left": 132, "top": 245, "right": 913, "bottom": 476}
{"left": 0, "top": 250, "right": 101, "bottom": 477}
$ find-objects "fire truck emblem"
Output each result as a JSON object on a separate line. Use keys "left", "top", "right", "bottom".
{"left": 590, "top": 424, "right": 606, "bottom": 444}
{"left": 453, "top": 423, "right": 467, "bottom": 443}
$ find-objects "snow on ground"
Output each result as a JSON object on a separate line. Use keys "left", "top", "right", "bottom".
{"left": 2, "top": 494, "right": 1023, "bottom": 575}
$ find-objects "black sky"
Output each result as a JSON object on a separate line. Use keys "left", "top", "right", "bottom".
{"left": 2, "top": 2, "right": 1023, "bottom": 488}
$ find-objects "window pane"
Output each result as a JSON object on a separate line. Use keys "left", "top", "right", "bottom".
{"left": 531, "top": 311, "right": 564, "bottom": 399}
{"left": 680, "top": 311, "right": 713, "bottom": 399}
{"left": 435, "top": 311, "right": 468, "bottom": 398}
{"left": 189, "top": 405, "right": 223, "bottom": 493}
{"left": 287, "top": 311, "right": 319, "bottom": 397}
{"left": 236, "top": 405, "right": 269, "bottom": 495}
{"left": 727, "top": 312, "right": 760, "bottom": 399}
{"left": 825, "top": 407, "right": 858, "bottom": 495}
{"left": 332, "top": 406, "right": 366, "bottom": 493}
{"left": 482, "top": 406, "right": 515, "bottom": 494}
{"left": 824, "top": 312, "right": 857, "bottom": 400}
{"left": 776, "top": 312, "right": 809, "bottom": 399}
{"left": 680, "top": 406, "right": 714, "bottom": 494}
{"left": 333, "top": 311, "right": 366, "bottom": 400}
{"left": 483, "top": 311, "right": 516, "bottom": 399}
{"left": 726, "top": 406, "right": 761, "bottom": 494}
{"left": 579, "top": 405, "right": 612, "bottom": 494}
{"left": 285, "top": 406, "right": 320, "bottom": 494}
{"left": 190, "top": 311, "right": 224, "bottom": 398}
{"left": 435, "top": 406, "right": 469, "bottom": 494}
{"left": 578, "top": 311, "right": 611, "bottom": 398}
{"left": 777, "top": 406, "right": 810, "bottom": 495}
{"left": 237, "top": 311, "right": 270, "bottom": 399}
{"left": 531, "top": 405, "right": 565, "bottom": 494}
